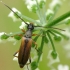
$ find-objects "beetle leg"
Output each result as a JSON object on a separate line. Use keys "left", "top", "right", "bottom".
{"left": 26, "top": 56, "right": 31, "bottom": 65}
{"left": 29, "top": 56, "right": 31, "bottom": 63}
{"left": 25, "top": 56, "right": 31, "bottom": 70}
{"left": 21, "top": 29, "right": 26, "bottom": 33}
{"left": 32, "top": 41, "right": 39, "bottom": 52}
{"left": 32, "top": 34, "right": 45, "bottom": 37}
{"left": 32, "top": 41, "right": 42, "bottom": 53}
{"left": 32, "top": 34, "right": 38, "bottom": 36}
{"left": 13, "top": 51, "right": 19, "bottom": 57}
{"left": 11, "top": 33, "right": 23, "bottom": 37}
{"left": 10, "top": 29, "right": 25, "bottom": 37}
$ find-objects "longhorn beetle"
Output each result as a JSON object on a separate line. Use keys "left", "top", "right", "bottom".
{"left": 0, "top": 1, "right": 42, "bottom": 69}
{"left": 0, "top": 1, "right": 65, "bottom": 69}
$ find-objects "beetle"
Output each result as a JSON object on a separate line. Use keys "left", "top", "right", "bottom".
{"left": 13, "top": 23, "right": 37, "bottom": 68}
{"left": 1, "top": 1, "right": 39, "bottom": 68}
{"left": 0, "top": 1, "right": 65, "bottom": 69}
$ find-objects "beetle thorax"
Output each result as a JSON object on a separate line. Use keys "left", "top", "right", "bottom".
{"left": 24, "top": 29, "right": 32, "bottom": 38}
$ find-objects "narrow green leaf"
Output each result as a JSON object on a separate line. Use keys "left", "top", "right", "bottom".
{"left": 14, "top": 35, "right": 22, "bottom": 40}
{"left": 1, "top": 34, "right": 9, "bottom": 39}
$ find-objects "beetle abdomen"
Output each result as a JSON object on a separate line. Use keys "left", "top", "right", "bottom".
{"left": 18, "top": 37, "right": 32, "bottom": 68}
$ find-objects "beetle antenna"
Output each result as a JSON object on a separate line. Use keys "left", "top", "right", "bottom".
{"left": 48, "top": 27, "right": 65, "bottom": 31}
{"left": 34, "top": 26, "right": 65, "bottom": 31}
{"left": 0, "top": 1, "right": 29, "bottom": 25}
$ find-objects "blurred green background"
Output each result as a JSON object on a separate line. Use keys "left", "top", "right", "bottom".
{"left": 0, "top": 0, "right": 70, "bottom": 70}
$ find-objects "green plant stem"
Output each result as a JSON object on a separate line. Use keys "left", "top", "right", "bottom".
{"left": 42, "top": 5, "right": 47, "bottom": 24}
{"left": 37, "top": 31, "right": 45, "bottom": 63}
{"left": 36, "top": 0, "right": 43, "bottom": 24}
{"left": 51, "top": 29, "right": 69, "bottom": 40}
{"left": 48, "top": 30, "right": 57, "bottom": 37}
{"left": 47, "top": 30, "right": 56, "bottom": 51}
{"left": 47, "top": 11, "right": 70, "bottom": 27}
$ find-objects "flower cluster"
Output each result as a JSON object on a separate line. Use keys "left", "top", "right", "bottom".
{"left": 58, "top": 64, "right": 69, "bottom": 70}
{"left": 25, "top": 0, "right": 46, "bottom": 12}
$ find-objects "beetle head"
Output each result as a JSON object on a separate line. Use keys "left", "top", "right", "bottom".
{"left": 27, "top": 23, "right": 34, "bottom": 30}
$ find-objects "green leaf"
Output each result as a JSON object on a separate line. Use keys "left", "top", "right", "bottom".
{"left": 1, "top": 34, "right": 9, "bottom": 39}
{"left": 14, "top": 35, "right": 21, "bottom": 40}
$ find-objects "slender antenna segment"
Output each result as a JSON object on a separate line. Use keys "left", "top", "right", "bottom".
{"left": 34, "top": 26, "right": 65, "bottom": 31}
{"left": 48, "top": 27, "right": 65, "bottom": 31}
{"left": 0, "top": 1, "right": 28, "bottom": 25}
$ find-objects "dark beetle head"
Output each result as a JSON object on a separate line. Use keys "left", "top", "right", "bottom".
{"left": 27, "top": 23, "right": 34, "bottom": 30}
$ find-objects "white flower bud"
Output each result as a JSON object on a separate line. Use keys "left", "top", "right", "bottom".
{"left": 49, "top": 0, "right": 62, "bottom": 10}
{"left": 0, "top": 32, "right": 5, "bottom": 36}
{"left": 19, "top": 22, "right": 26, "bottom": 29}
{"left": 35, "top": 68, "right": 40, "bottom": 70}
{"left": 58, "top": 64, "right": 69, "bottom": 70}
